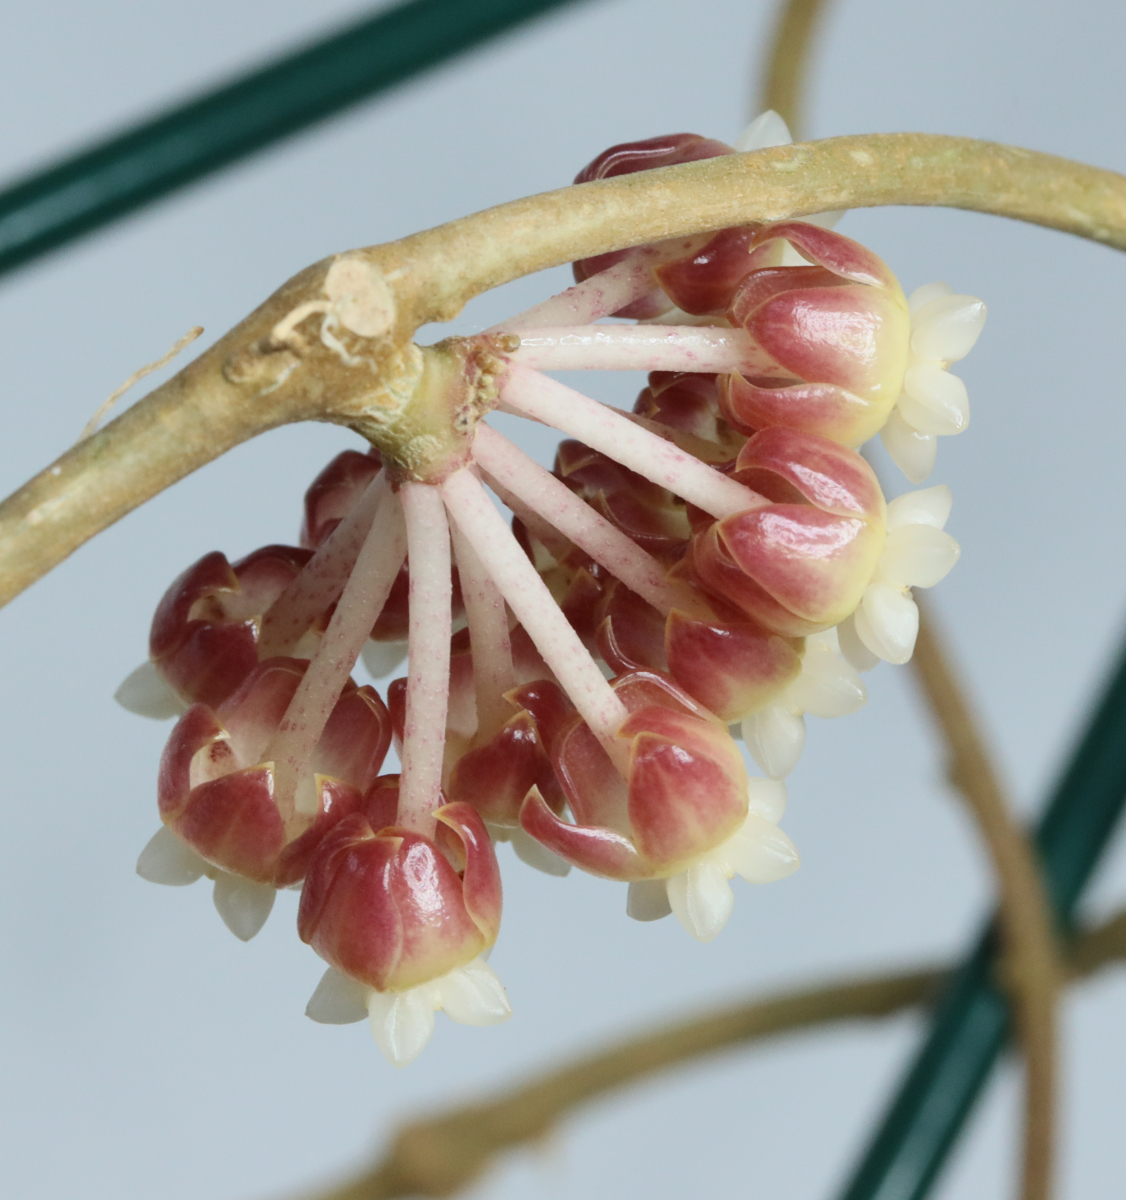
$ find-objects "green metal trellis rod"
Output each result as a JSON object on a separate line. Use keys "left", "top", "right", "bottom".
{"left": 0, "top": 0, "right": 588, "bottom": 277}
{"left": 837, "top": 640, "right": 1126, "bottom": 1199}
{"left": 4, "top": 2, "right": 1126, "bottom": 1198}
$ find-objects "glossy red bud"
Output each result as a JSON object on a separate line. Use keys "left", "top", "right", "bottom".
{"left": 150, "top": 545, "right": 312, "bottom": 709}
{"left": 573, "top": 133, "right": 734, "bottom": 316}
{"left": 665, "top": 609, "right": 802, "bottom": 723}
{"left": 158, "top": 659, "right": 391, "bottom": 887}
{"left": 298, "top": 802, "right": 502, "bottom": 993}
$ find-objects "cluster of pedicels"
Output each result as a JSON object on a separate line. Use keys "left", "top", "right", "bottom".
{"left": 118, "top": 111, "right": 985, "bottom": 1067}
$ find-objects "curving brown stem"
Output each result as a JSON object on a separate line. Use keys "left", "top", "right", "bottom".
{"left": 2, "top": 136, "right": 1126, "bottom": 610}
{"left": 759, "top": 0, "right": 831, "bottom": 135}
{"left": 911, "top": 596, "right": 1061, "bottom": 1200}
{"left": 760, "top": 10, "right": 1061, "bottom": 1191}
{"left": 281, "top": 911, "right": 1126, "bottom": 1200}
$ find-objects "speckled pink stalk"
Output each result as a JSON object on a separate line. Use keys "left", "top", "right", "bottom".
{"left": 509, "top": 325, "right": 751, "bottom": 372}
{"left": 396, "top": 483, "right": 454, "bottom": 835}
{"left": 487, "top": 257, "right": 661, "bottom": 332}
{"left": 258, "top": 471, "right": 388, "bottom": 658}
{"left": 500, "top": 364, "right": 766, "bottom": 519}
{"left": 439, "top": 468, "right": 629, "bottom": 771}
{"left": 450, "top": 523, "right": 515, "bottom": 738}
{"left": 266, "top": 487, "right": 406, "bottom": 819}
{"left": 481, "top": 470, "right": 573, "bottom": 562}
{"left": 472, "top": 423, "right": 699, "bottom": 617}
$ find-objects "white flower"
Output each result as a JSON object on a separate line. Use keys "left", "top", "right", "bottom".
{"left": 305, "top": 957, "right": 511, "bottom": 1068}
{"left": 625, "top": 779, "right": 799, "bottom": 943}
{"left": 881, "top": 283, "right": 986, "bottom": 483}
{"left": 740, "top": 628, "right": 867, "bottom": 779}
{"left": 840, "top": 485, "right": 960, "bottom": 666}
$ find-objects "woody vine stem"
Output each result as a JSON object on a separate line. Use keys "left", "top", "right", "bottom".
{"left": 2, "top": 135, "right": 1126, "bottom": 604}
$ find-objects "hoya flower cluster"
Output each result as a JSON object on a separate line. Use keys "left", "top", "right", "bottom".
{"left": 120, "top": 113, "right": 984, "bottom": 1067}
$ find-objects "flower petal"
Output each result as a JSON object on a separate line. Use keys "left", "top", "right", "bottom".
{"left": 212, "top": 872, "right": 275, "bottom": 941}
{"left": 746, "top": 778, "right": 789, "bottom": 824}
{"left": 437, "top": 959, "right": 512, "bottom": 1026}
{"left": 733, "top": 110, "right": 792, "bottom": 152}
{"left": 115, "top": 662, "right": 186, "bottom": 720}
{"left": 135, "top": 826, "right": 207, "bottom": 886}
{"left": 886, "top": 485, "right": 952, "bottom": 532}
{"left": 879, "top": 525, "right": 960, "bottom": 589}
{"left": 742, "top": 703, "right": 806, "bottom": 779}
{"left": 881, "top": 408, "right": 937, "bottom": 484}
{"left": 305, "top": 968, "right": 369, "bottom": 1025}
{"left": 367, "top": 986, "right": 437, "bottom": 1068}
{"left": 910, "top": 295, "right": 986, "bottom": 363}
{"left": 721, "top": 814, "right": 800, "bottom": 883}
{"left": 626, "top": 878, "right": 673, "bottom": 922}
{"left": 836, "top": 613, "right": 881, "bottom": 673}
{"left": 789, "top": 644, "right": 867, "bottom": 718}
{"left": 508, "top": 825, "right": 571, "bottom": 877}
{"left": 667, "top": 862, "right": 735, "bottom": 943}
{"left": 899, "top": 365, "right": 970, "bottom": 436}
{"left": 907, "top": 282, "right": 953, "bottom": 315}
{"left": 855, "top": 584, "right": 919, "bottom": 665}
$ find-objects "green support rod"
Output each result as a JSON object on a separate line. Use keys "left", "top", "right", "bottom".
{"left": 0, "top": 0, "right": 587, "bottom": 278}
{"left": 837, "top": 634, "right": 1126, "bottom": 1200}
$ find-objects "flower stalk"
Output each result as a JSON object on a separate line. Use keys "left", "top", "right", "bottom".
{"left": 500, "top": 364, "right": 763, "bottom": 519}
{"left": 397, "top": 483, "right": 454, "bottom": 834}
{"left": 265, "top": 484, "right": 405, "bottom": 817}
{"left": 440, "top": 467, "right": 630, "bottom": 767}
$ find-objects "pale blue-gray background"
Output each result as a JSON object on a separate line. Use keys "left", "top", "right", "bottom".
{"left": 2, "top": 2, "right": 1124, "bottom": 1198}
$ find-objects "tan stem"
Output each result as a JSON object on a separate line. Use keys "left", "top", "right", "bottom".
{"left": 755, "top": 9, "right": 1060, "bottom": 1195}
{"left": 911, "top": 597, "right": 1061, "bottom": 1200}
{"left": 759, "top": 0, "right": 831, "bottom": 136}
{"left": 283, "top": 910, "right": 1126, "bottom": 1200}
{"left": 3, "top": 135, "right": 1126, "bottom": 609}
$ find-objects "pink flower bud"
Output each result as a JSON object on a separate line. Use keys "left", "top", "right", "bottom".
{"left": 574, "top": 133, "right": 733, "bottom": 185}
{"left": 158, "top": 659, "right": 391, "bottom": 886}
{"left": 299, "top": 448, "right": 382, "bottom": 550}
{"left": 633, "top": 372, "right": 741, "bottom": 457}
{"left": 519, "top": 671, "right": 749, "bottom": 880}
{"left": 718, "top": 222, "right": 910, "bottom": 445}
{"left": 150, "top": 545, "right": 312, "bottom": 709}
{"left": 595, "top": 580, "right": 668, "bottom": 675}
{"left": 298, "top": 796, "right": 502, "bottom": 994}
{"left": 556, "top": 439, "right": 690, "bottom": 553}
{"left": 653, "top": 227, "right": 764, "bottom": 317}
{"left": 665, "top": 609, "right": 802, "bottom": 723}
{"left": 572, "top": 133, "right": 734, "bottom": 317}
{"left": 687, "top": 429, "right": 886, "bottom": 634}
{"left": 446, "top": 705, "right": 564, "bottom": 828}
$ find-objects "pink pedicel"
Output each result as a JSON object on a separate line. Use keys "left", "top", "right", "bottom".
{"left": 298, "top": 788, "right": 502, "bottom": 993}
{"left": 158, "top": 659, "right": 391, "bottom": 887}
